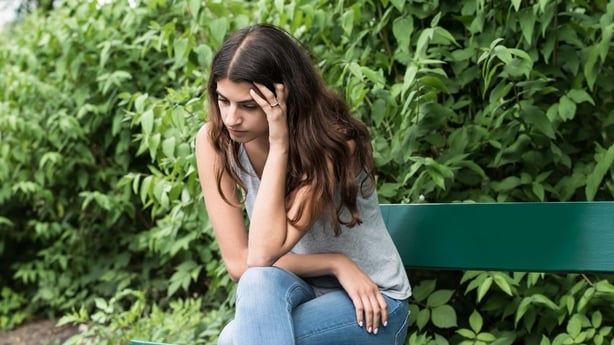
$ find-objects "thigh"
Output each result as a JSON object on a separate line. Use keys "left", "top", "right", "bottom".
{"left": 293, "top": 290, "right": 409, "bottom": 345}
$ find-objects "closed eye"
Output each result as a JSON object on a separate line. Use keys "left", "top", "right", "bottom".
{"left": 241, "top": 102, "right": 259, "bottom": 110}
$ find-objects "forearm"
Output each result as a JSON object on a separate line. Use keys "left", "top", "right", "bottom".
{"left": 247, "top": 145, "right": 289, "bottom": 266}
{"left": 274, "top": 252, "right": 348, "bottom": 278}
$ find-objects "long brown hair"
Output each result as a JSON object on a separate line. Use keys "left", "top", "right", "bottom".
{"left": 206, "top": 24, "right": 375, "bottom": 236}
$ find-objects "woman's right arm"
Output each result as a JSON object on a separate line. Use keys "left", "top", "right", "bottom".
{"left": 195, "top": 123, "right": 248, "bottom": 282}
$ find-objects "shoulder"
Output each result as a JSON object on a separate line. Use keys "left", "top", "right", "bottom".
{"left": 196, "top": 122, "right": 211, "bottom": 144}
{"left": 195, "top": 122, "right": 218, "bottom": 153}
{"left": 195, "top": 122, "right": 218, "bottom": 166}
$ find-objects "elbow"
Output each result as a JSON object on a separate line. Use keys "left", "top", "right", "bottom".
{"left": 228, "top": 271, "right": 241, "bottom": 283}
{"left": 226, "top": 262, "right": 247, "bottom": 282}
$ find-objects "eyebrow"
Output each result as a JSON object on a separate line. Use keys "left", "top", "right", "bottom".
{"left": 216, "top": 90, "right": 256, "bottom": 104}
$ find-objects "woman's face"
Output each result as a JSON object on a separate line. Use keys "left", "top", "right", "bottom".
{"left": 216, "top": 78, "right": 269, "bottom": 145}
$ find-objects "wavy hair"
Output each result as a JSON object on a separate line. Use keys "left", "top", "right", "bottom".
{"left": 206, "top": 24, "right": 375, "bottom": 236}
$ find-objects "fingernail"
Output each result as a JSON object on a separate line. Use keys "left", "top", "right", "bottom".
{"left": 383, "top": 321, "right": 388, "bottom": 327}
{"left": 368, "top": 327, "right": 372, "bottom": 333}
{"left": 374, "top": 328, "right": 379, "bottom": 335}
{"left": 358, "top": 321, "right": 363, "bottom": 327}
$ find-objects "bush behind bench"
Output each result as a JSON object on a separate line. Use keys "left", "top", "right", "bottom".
{"left": 0, "top": 0, "right": 613, "bottom": 343}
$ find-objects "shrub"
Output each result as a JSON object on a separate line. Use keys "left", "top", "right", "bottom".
{"left": 1, "top": 0, "right": 612, "bottom": 344}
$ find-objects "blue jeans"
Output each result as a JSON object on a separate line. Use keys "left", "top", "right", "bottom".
{"left": 217, "top": 266, "right": 409, "bottom": 345}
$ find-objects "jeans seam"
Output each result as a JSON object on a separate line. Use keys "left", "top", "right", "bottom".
{"left": 285, "top": 283, "right": 313, "bottom": 311}
{"left": 393, "top": 310, "right": 409, "bottom": 345}
{"left": 295, "top": 319, "right": 359, "bottom": 341}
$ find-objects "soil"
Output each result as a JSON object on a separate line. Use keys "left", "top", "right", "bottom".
{"left": 0, "top": 319, "right": 81, "bottom": 345}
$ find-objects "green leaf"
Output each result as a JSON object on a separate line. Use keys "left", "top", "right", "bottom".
{"left": 539, "top": 335, "right": 551, "bottom": 345}
{"left": 493, "top": 273, "right": 514, "bottom": 296}
{"left": 173, "top": 38, "right": 188, "bottom": 64}
{"left": 558, "top": 95, "right": 576, "bottom": 121}
{"left": 431, "top": 305, "right": 457, "bottom": 328}
{"left": 341, "top": 8, "right": 354, "bottom": 36}
{"left": 456, "top": 328, "right": 476, "bottom": 339}
{"left": 140, "top": 109, "right": 154, "bottom": 135}
{"left": 416, "top": 308, "right": 430, "bottom": 330}
{"left": 567, "top": 89, "right": 595, "bottom": 105}
{"left": 532, "top": 182, "right": 545, "bottom": 201}
{"left": 494, "top": 45, "right": 513, "bottom": 64}
{"left": 188, "top": 0, "right": 201, "bottom": 17}
{"left": 393, "top": 16, "right": 413, "bottom": 51}
{"left": 519, "top": 9, "right": 535, "bottom": 45}
{"left": 208, "top": 17, "right": 228, "bottom": 45}
{"left": 469, "top": 310, "right": 483, "bottom": 333}
{"left": 586, "top": 144, "right": 614, "bottom": 200}
{"left": 598, "top": 23, "right": 614, "bottom": 62}
{"left": 566, "top": 315, "right": 582, "bottom": 338}
{"left": 412, "top": 280, "right": 437, "bottom": 303}
{"left": 584, "top": 45, "right": 600, "bottom": 91}
{"left": 531, "top": 294, "right": 559, "bottom": 310}
{"left": 477, "top": 333, "right": 497, "bottom": 342}
{"left": 592, "top": 311, "right": 603, "bottom": 328}
{"left": 477, "top": 276, "right": 493, "bottom": 302}
{"left": 520, "top": 104, "right": 555, "bottom": 138}
{"left": 515, "top": 297, "right": 532, "bottom": 326}
{"left": 511, "top": 0, "right": 522, "bottom": 12}
{"left": 594, "top": 279, "right": 614, "bottom": 294}
{"left": 162, "top": 136, "right": 176, "bottom": 159}
{"left": 390, "top": 0, "right": 405, "bottom": 11}
{"left": 492, "top": 176, "right": 522, "bottom": 192}
{"left": 427, "top": 289, "right": 454, "bottom": 308}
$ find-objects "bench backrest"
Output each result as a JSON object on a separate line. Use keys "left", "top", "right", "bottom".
{"left": 381, "top": 202, "right": 614, "bottom": 272}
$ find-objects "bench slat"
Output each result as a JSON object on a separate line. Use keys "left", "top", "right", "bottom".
{"left": 382, "top": 202, "right": 614, "bottom": 272}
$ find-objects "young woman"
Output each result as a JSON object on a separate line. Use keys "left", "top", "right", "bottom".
{"left": 195, "top": 24, "right": 411, "bottom": 345}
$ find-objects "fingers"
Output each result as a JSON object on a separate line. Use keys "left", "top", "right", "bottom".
{"left": 274, "top": 83, "right": 285, "bottom": 105}
{"left": 250, "top": 82, "right": 285, "bottom": 110}
{"left": 364, "top": 293, "right": 381, "bottom": 334}
{"left": 351, "top": 288, "right": 388, "bottom": 335}
{"left": 377, "top": 293, "right": 389, "bottom": 329}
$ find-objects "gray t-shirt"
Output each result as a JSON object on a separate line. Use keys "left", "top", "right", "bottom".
{"left": 234, "top": 145, "right": 411, "bottom": 300}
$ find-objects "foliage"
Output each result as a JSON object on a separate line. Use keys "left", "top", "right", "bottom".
{"left": 58, "top": 289, "right": 233, "bottom": 345}
{"left": 0, "top": 0, "right": 613, "bottom": 344}
{"left": 0, "top": 0, "right": 233, "bottom": 323}
{"left": 407, "top": 271, "right": 614, "bottom": 345}
{"left": 0, "top": 287, "right": 30, "bottom": 330}
{"left": 294, "top": 0, "right": 614, "bottom": 204}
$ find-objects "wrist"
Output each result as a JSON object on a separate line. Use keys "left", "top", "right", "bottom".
{"left": 268, "top": 141, "right": 289, "bottom": 154}
{"left": 330, "top": 253, "right": 350, "bottom": 276}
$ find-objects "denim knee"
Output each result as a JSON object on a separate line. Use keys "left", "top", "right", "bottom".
{"left": 237, "top": 267, "right": 283, "bottom": 294}
{"left": 216, "top": 320, "right": 234, "bottom": 345}
{"left": 236, "top": 266, "right": 313, "bottom": 309}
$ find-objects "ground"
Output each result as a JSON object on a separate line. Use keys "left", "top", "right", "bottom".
{"left": 0, "top": 319, "right": 80, "bottom": 345}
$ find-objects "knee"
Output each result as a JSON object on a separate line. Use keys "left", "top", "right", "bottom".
{"left": 237, "top": 267, "right": 285, "bottom": 306}
{"left": 216, "top": 320, "right": 234, "bottom": 345}
{"left": 237, "top": 266, "right": 287, "bottom": 291}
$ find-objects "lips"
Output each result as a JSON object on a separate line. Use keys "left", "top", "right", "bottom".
{"left": 227, "top": 128, "right": 246, "bottom": 136}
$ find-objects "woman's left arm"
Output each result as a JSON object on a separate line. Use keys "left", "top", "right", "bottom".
{"left": 246, "top": 82, "right": 314, "bottom": 266}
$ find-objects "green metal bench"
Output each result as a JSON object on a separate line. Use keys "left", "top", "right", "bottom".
{"left": 129, "top": 201, "right": 614, "bottom": 345}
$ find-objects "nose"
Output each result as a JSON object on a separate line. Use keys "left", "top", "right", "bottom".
{"left": 224, "top": 105, "right": 242, "bottom": 127}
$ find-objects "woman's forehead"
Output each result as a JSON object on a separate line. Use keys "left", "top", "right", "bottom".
{"left": 216, "top": 79, "right": 253, "bottom": 99}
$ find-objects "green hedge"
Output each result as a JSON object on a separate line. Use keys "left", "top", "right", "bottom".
{"left": 1, "top": 0, "right": 613, "bottom": 344}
